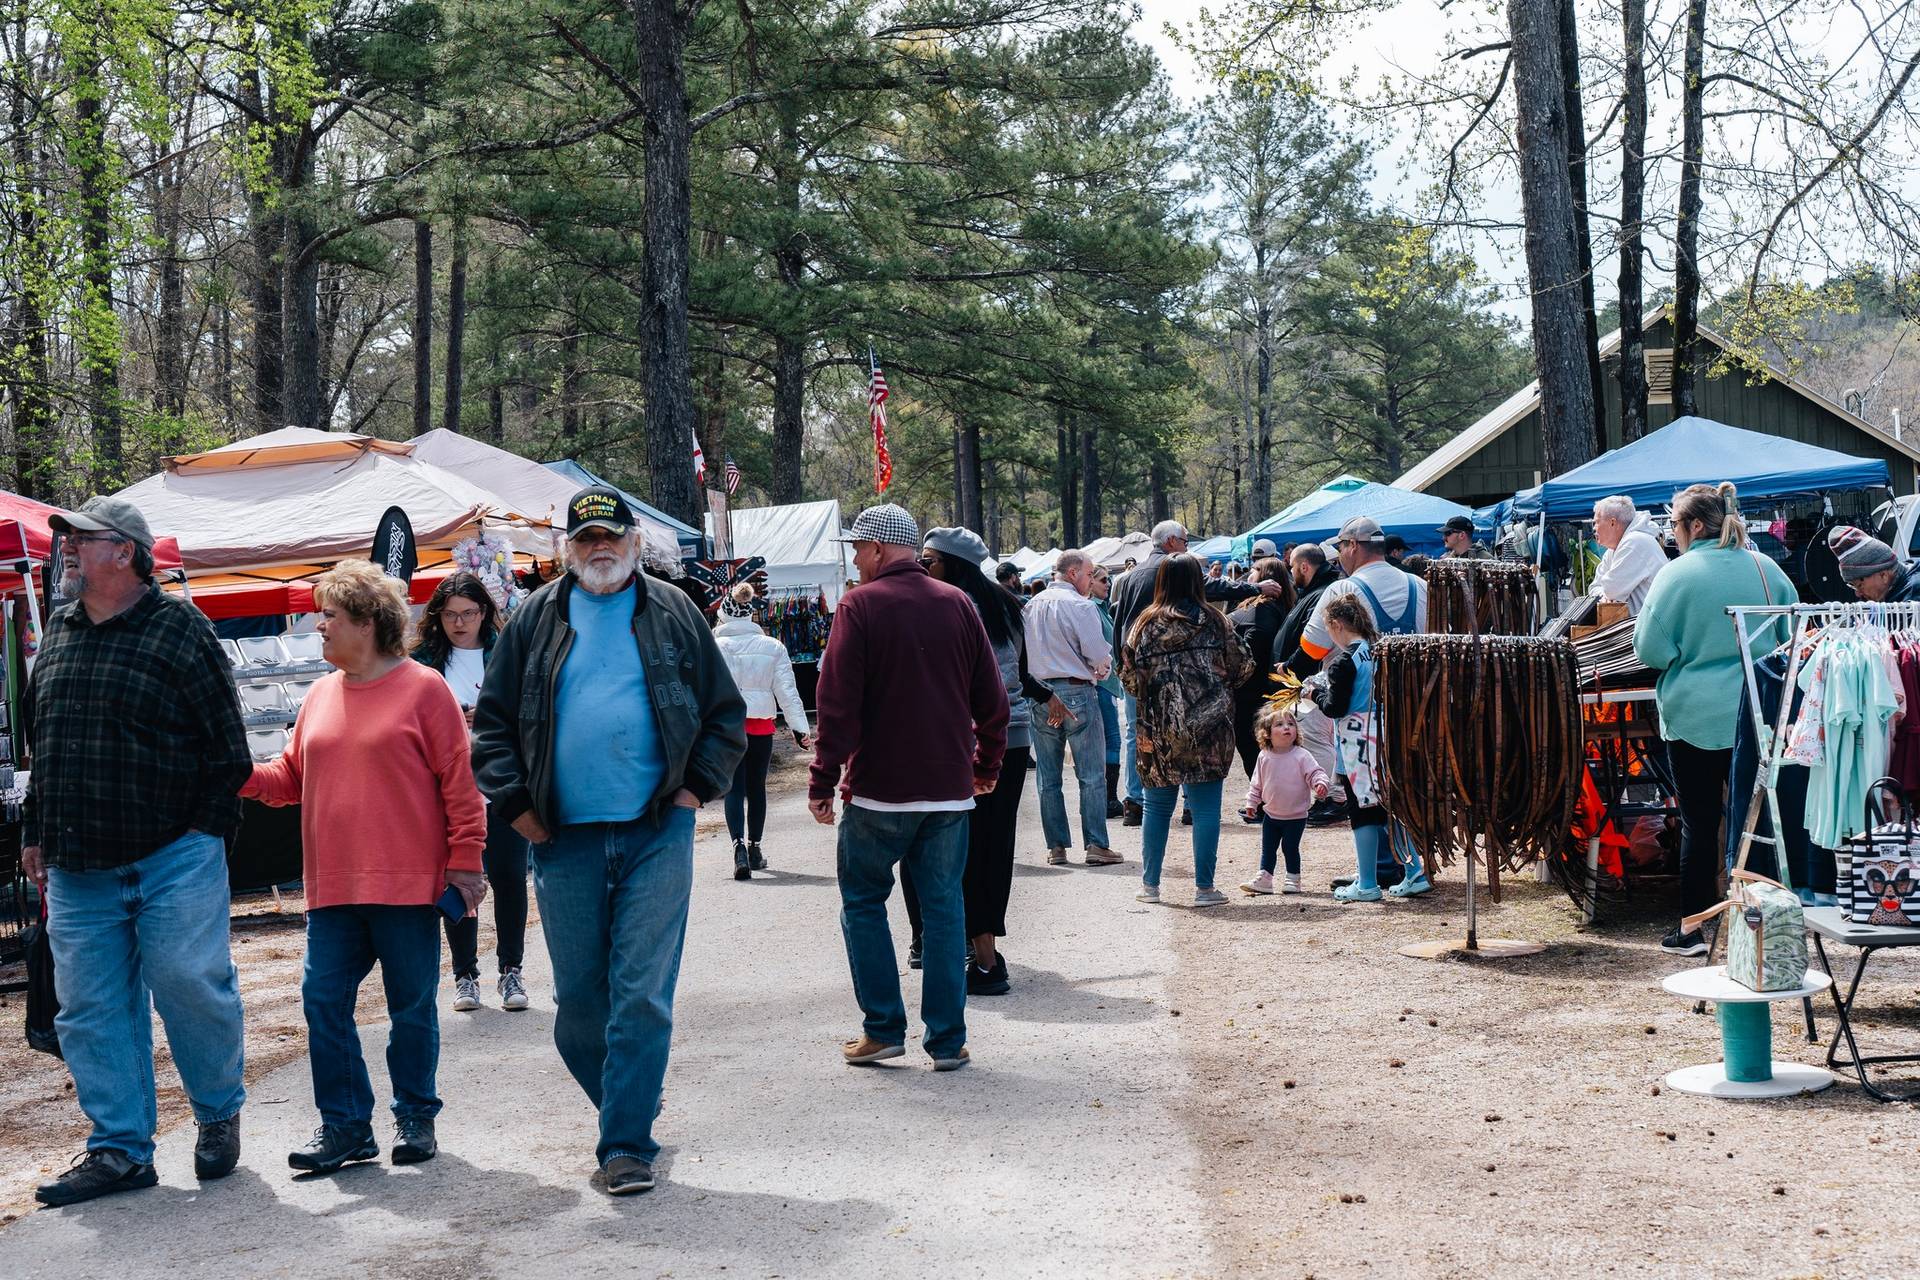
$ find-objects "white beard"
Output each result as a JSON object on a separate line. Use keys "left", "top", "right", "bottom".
{"left": 570, "top": 547, "right": 638, "bottom": 594}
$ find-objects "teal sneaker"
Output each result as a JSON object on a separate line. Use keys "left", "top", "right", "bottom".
{"left": 1332, "top": 883, "right": 1383, "bottom": 903}
{"left": 1386, "top": 875, "right": 1433, "bottom": 898}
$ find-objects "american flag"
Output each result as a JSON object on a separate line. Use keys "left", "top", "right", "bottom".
{"left": 868, "top": 354, "right": 893, "bottom": 493}
{"left": 724, "top": 457, "right": 741, "bottom": 495}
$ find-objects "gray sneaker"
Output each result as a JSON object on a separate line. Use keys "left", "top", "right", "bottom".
{"left": 602, "top": 1155, "right": 655, "bottom": 1195}
{"left": 1135, "top": 883, "right": 1161, "bottom": 904}
{"left": 498, "top": 968, "right": 529, "bottom": 1011}
{"left": 1192, "top": 888, "right": 1230, "bottom": 908}
{"left": 453, "top": 975, "right": 481, "bottom": 1012}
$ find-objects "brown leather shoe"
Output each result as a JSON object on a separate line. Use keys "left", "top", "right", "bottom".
{"left": 1046, "top": 847, "right": 1067, "bottom": 865}
{"left": 842, "top": 1036, "right": 905, "bottom": 1065}
{"left": 1084, "top": 845, "right": 1123, "bottom": 866}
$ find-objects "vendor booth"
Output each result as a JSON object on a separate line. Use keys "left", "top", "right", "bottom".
{"left": 1236, "top": 479, "right": 1475, "bottom": 558}
{"left": 708, "top": 500, "right": 850, "bottom": 706}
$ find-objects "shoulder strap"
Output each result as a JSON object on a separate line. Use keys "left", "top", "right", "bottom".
{"left": 1348, "top": 573, "right": 1419, "bottom": 635}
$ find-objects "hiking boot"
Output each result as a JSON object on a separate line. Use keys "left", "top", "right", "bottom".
{"left": 931, "top": 1046, "right": 971, "bottom": 1072}
{"left": 1241, "top": 871, "right": 1275, "bottom": 895}
{"left": 733, "top": 840, "right": 751, "bottom": 881}
{"left": 453, "top": 975, "right": 481, "bottom": 1012}
{"left": 1084, "top": 845, "right": 1123, "bottom": 866}
{"left": 1660, "top": 927, "right": 1710, "bottom": 957}
{"left": 602, "top": 1155, "right": 655, "bottom": 1195}
{"left": 1306, "top": 799, "right": 1347, "bottom": 828}
{"left": 35, "top": 1149, "right": 157, "bottom": 1207}
{"left": 392, "top": 1117, "right": 437, "bottom": 1165}
{"left": 499, "top": 966, "right": 530, "bottom": 1010}
{"left": 194, "top": 1114, "right": 241, "bottom": 1180}
{"left": 1046, "top": 846, "right": 1067, "bottom": 866}
{"left": 843, "top": 1036, "right": 906, "bottom": 1065}
{"left": 748, "top": 841, "right": 766, "bottom": 871}
{"left": 288, "top": 1124, "right": 378, "bottom": 1174}
{"left": 968, "top": 953, "right": 1011, "bottom": 996}
{"left": 1192, "top": 888, "right": 1230, "bottom": 908}
{"left": 908, "top": 934, "right": 923, "bottom": 969}
{"left": 1122, "top": 799, "right": 1143, "bottom": 828}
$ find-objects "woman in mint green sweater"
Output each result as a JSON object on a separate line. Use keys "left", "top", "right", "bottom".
{"left": 1633, "top": 482, "right": 1796, "bottom": 955}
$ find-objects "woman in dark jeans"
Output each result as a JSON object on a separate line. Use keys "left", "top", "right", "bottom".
{"left": 901, "top": 527, "right": 1048, "bottom": 995}
{"left": 411, "top": 573, "right": 531, "bottom": 1012}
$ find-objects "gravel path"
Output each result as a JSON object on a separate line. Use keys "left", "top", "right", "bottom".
{"left": 7, "top": 747, "right": 1920, "bottom": 1278}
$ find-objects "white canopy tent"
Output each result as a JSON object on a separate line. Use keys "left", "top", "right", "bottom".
{"left": 116, "top": 427, "right": 559, "bottom": 572}
{"left": 1084, "top": 532, "right": 1150, "bottom": 571}
{"left": 410, "top": 428, "right": 681, "bottom": 564}
{"left": 708, "top": 499, "right": 854, "bottom": 606}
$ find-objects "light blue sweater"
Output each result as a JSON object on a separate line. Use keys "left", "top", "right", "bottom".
{"left": 1632, "top": 542, "right": 1797, "bottom": 750}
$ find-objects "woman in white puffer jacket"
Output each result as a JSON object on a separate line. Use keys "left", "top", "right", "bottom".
{"left": 713, "top": 583, "right": 811, "bottom": 880}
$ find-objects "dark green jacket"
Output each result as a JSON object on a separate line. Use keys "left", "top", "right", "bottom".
{"left": 471, "top": 571, "right": 747, "bottom": 829}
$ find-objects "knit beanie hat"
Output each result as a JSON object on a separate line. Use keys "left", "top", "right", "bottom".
{"left": 720, "top": 583, "right": 757, "bottom": 618}
{"left": 1830, "top": 525, "right": 1899, "bottom": 582}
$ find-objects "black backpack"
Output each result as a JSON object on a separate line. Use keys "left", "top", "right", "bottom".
{"left": 23, "top": 904, "right": 60, "bottom": 1058}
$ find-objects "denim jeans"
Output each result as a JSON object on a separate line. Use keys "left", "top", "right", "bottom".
{"left": 1097, "top": 688, "right": 1121, "bottom": 767}
{"left": 1030, "top": 680, "right": 1109, "bottom": 851}
{"left": 46, "top": 830, "right": 246, "bottom": 1166}
{"left": 1141, "top": 779, "right": 1225, "bottom": 891}
{"left": 837, "top": 805, "right": 968, "bottom": 1059}
{"left": 1121, "top": 694, "right": 1143, "bottom": 804}
{"left": 445, "top": 805, "right": 531, "bottom": 978}
{"left": 303, "top": 904, "right": 443, "bottom": 1128}
{"left": 532, "top": 808, "right": 695, "bottom": 1166}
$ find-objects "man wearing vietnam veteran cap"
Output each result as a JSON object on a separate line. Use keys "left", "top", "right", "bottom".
{"left": 811, "top": 504, "right": 1009, "bottom": 1072}
{"left": 28, "top": 496, "right": 253, "bottom": 1207}
{"left": 472, "top": 485, "right": 745, "bottom": 1195}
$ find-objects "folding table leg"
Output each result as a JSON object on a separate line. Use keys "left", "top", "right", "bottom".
{"left": 1818, "top": 939, "right": 1920, "bottom": 1104}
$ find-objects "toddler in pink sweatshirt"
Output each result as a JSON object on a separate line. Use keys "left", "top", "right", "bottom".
{"left": 1240, "top": 708, "right": 1329, "bottom": 895}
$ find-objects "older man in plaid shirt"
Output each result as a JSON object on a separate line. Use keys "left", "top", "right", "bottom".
{"left": 23, "top": 497, "right": 252, "bottom": 1208}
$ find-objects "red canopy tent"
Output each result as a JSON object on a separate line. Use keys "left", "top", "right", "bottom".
{"left": 0, "top": 491, "right": 182, "bottom": 598}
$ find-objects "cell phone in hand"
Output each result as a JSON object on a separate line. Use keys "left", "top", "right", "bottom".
{"left": 436, "top": 884, "right": 468, "bottom": 924}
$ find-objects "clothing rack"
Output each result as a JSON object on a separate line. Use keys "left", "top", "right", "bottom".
{"left": 1726, "top": 601, "right": 1920, "bottom": 887}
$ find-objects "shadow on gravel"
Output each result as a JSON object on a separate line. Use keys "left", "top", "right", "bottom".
{"left": 986, "top": 963, "right": 1162, "bottom": 1026}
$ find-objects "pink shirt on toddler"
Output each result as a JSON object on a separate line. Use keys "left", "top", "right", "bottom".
{"left": 1245, "top": 745, "right": 1330, "bottom": 820}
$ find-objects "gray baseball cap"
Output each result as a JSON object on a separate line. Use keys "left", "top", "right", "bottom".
{"left": 1336, "top": 516, "right": 1386, "bottom": 545}
{"left": 1251, "top": 538, "right": 1279, "bottom": 558}
{"left": 51, "top": 495, "right": 155, "bottom": 550}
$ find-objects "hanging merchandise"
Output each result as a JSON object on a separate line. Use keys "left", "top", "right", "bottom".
{"left": 1374, "top": 634, "right": 1585, "bottom": 892}
{"left": 1838, "top": 779, "right": 1920, "bottom": 926}
{"left": 762, "top": 588, "right": 832, "bottom": 663}
{"left": 1424, "top": 559, "right": 1536, "bottom": 636}
{"left": 450, "top": 530, "right": 523, "bottom": 615}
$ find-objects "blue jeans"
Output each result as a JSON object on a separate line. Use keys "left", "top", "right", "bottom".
{"left": 1141, "top": 779, "right": 1225, "bottom": 891}
{"left": 1097, "top": 688, "right": 1121, "bottom": 767}
{"left": 303, "top": 904, "right": 442, "bottom": 1128}
{"left": 532, "top": 808, "right": 695, "bottom": 1166}
{"left": 1122, "top": 694, "right": 1143, "bottom": 804}
{"left": 46, "top": 830, "right": 246, "bottom": 1166}
{"left": 1030, "top": 680, "right": 1109, "bottom": 851}
{"left": 837, "top": 805, "right": 968, "bottom": 1059}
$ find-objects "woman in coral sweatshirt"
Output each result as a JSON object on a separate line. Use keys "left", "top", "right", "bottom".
{"left": 245, "top": 560, "right": 487, "bottom": 1176}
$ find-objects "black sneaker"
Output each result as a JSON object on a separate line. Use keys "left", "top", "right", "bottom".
{"left": 392, "top": 1117, "right": 437, "bottom": 1165}
{"left": 732, "top": 840, "right": 751, "bottom": 881}
{"left": 194, "top": 1114, "right": 241, "bottom": 1180}
{"left": 908, "top": 934, "right": 923, "bottom": 970}
{"left": 602, "top": 1155, "right": 655, "bottom": 1195}
{"left": 748, "top": 842, "right": 766, "bottom": 871}
{"left": 288, "top": 1123, "right": 379, "bottom": 1174}
{"left": 1180, "top": 808, "right": 1193, "bottom": 826}
{"left": 35, "top": 1149, "right": 158, "bottom": 1207}
{"left": 1306, "top": 800, "right": 1347, "bottom": 827}
{"left": 1660, "top": 927, "right": 1710, "bottom": 957}
{"left": 1122, "top": 799, "right": 1143, "bottom": 828}
{"left": 967, "top": 953, "right": 1011, "bottom": 996}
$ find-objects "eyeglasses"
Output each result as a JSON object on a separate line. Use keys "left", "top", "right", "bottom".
{"left": 64, "top": 534, "right": 120, "bottom": 548}
{"left": 441, "top": 608, "right": 484, "bottom": 625}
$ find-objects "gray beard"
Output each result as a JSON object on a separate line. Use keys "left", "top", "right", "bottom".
{"left": 572, "top": 553, "right": 637, "bottom": 594}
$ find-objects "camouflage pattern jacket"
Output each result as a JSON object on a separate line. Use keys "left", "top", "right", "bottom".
{"left": 1119, "top": 604, "right": 1255, "bottom": 789}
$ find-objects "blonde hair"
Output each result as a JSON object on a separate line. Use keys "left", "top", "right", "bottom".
{"left": 1255, "top": 703, "right": 1299, "bottom": 751}
{"left": 729, "top": 582, "right": 755, "bottom": 606}
{"left": 1672, "top": 481, "right": 1746, "bottom": 549}
{"left": 314, "top": 559, "right": 411, "bottom": 657}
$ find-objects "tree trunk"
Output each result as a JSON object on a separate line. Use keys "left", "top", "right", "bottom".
{"left": 770, "top": 337, "right": 804, "bottom": 503}
{"left": 412, "top": 219, "right": 432, "bottom": 436}
{"left": 630, "top": 0, "right": 698, "bottom": 525}
{"left": 154, "top": 163, "right": 186, "bottom": 418}
{"left": 956, "top": 413, "right": 983, "bottom": 531}
{"left": 1150, "top": 452, "right": 1170, "bottom": 526}
{"left": 517, "top": 334, "right": 539, "bottom": 422}
{"left": 217, "top": 295, "right": 234, "bottom": 430}
{"left": 5, "top": 8, "right": 52, "bottom": 498}
{"left": 699, "top": 323, "right": 731, "bottom": 499}
{"left": 442, "top": 222, "right": 467, "bottom": 433}
{"left": 1230, "top": 433, "right": 1243, "bottom": 532}
{"left": 1672, "top": 0, "right": 1707, "bottom": 418}
{"left": 73, "top": 21, "right": 122, "bottom": 487}
{"left": 1056, "top": 408, "right": 1078, "bottom": 546}
{"left": 1252, "top": 242, "right": 1274, "bottom": 522}
{"left": 1618, "top": 0, "right": 1650, "bottom": 442}
{"left": 1079, "top": 420, "right": 1102, "bottom": 544}
{"left": 1508, "top": 0, "right": 1599, "bottom": 478}
{"left": 560, "top": 328, "right": 581, "bottom": 438}
{"left": 488, "top": 349, "right": 505, "bottom": 443}
{"left": 1558, "top": 0, "right": 1607, "bottom": 456}
{"left": 283, "top": 184, "right": 322, "bottom": 430}
{"left": 239, "top": 71, "right": 283, "bottom": 433}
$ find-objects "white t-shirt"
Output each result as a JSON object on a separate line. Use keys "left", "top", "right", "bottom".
{"left": 1302, "top": 560, "right": 1427, "bottom": 657}
{"left": 441, "top": 645, "right": 486, "bottom": 709}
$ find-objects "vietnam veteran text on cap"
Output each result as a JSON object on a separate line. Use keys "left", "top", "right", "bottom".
{"left": 566, "top": 486, "right": 634, "bottom": 538}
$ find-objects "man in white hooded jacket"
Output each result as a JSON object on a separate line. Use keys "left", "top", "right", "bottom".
{"left": 1592, "top": 495, "right": 1668, "bottom": 615}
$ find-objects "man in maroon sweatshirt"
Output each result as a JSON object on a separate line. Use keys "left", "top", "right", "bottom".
{"left": 809, "top": 503, "right": 1009, "bottom": 1071}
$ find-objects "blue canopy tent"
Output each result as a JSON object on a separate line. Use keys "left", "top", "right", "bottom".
{"left": 543, "top": 459, "right": 707, "bottom": 557}
{"left": 1236, "top": 479, "right": 1473, "bottom": 557}
{"left": 1507, "top": 416, "right": 1891, "bottom": 521}
{"left": 1190, "top": 535, "right": 1237, "bottom": 563}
